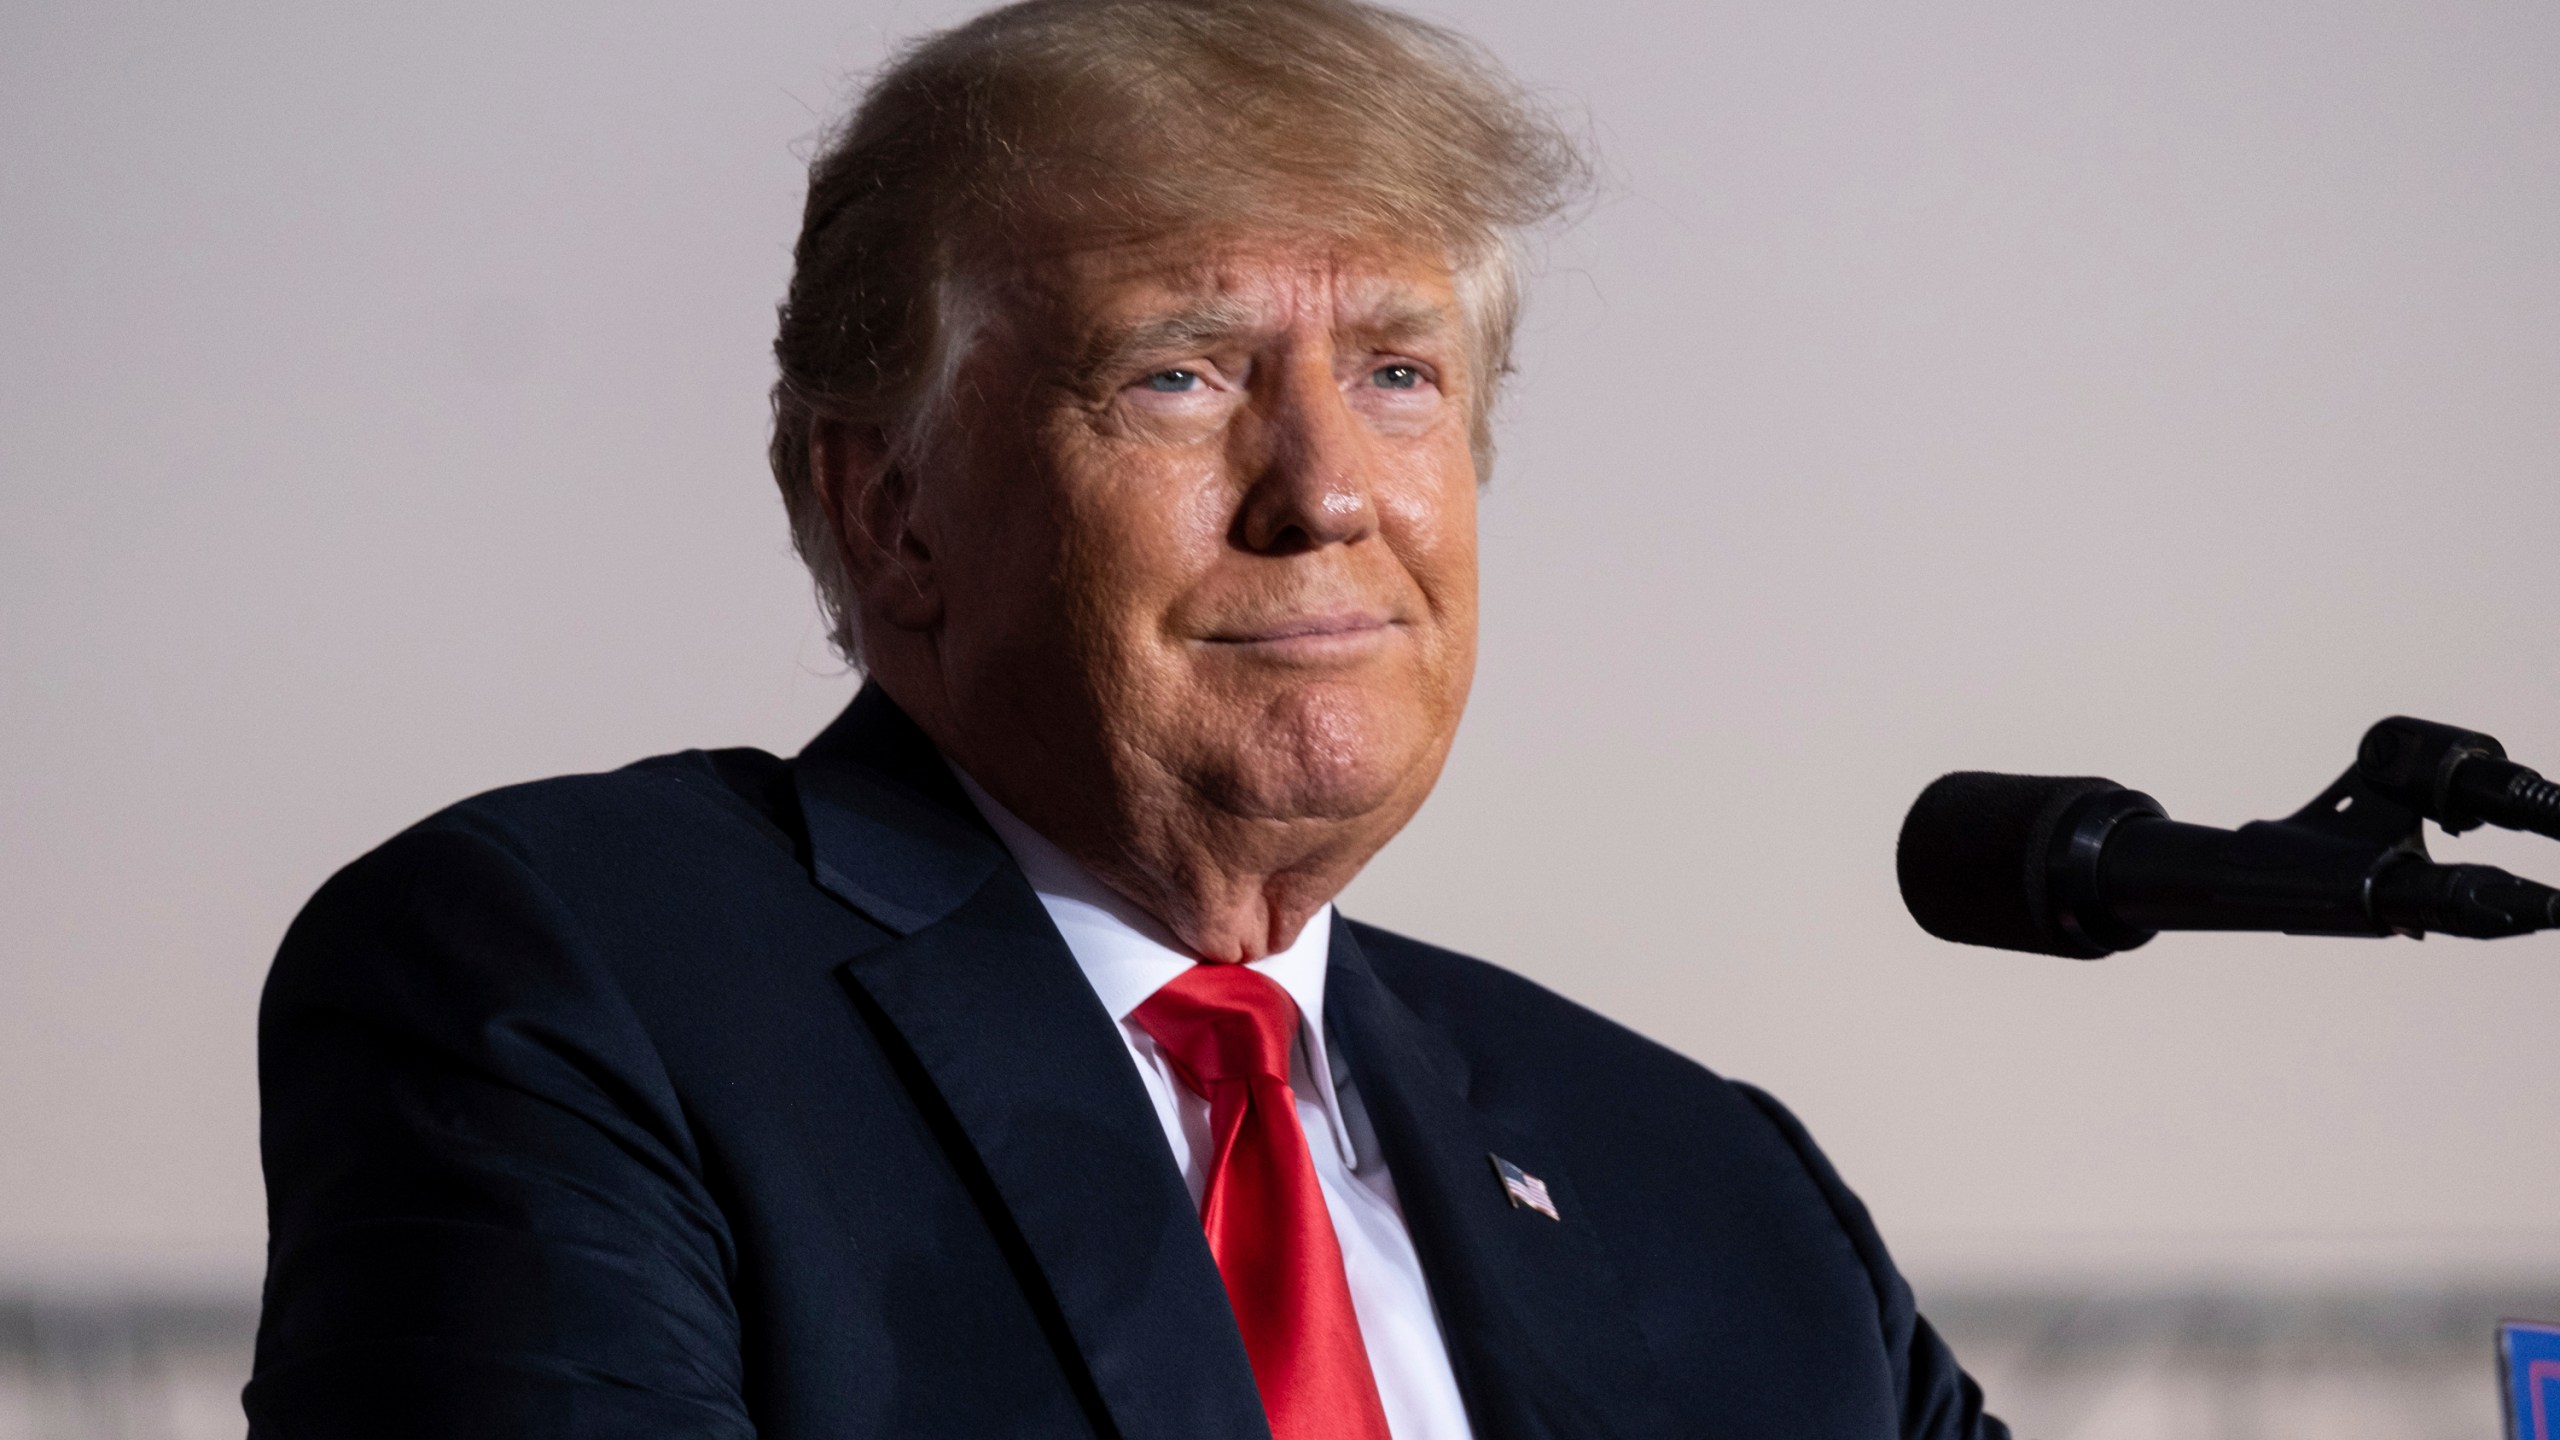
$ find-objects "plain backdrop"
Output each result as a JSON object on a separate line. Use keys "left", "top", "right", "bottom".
{"left": 5, "top": 0, "right": 2556, "bottom": 1296}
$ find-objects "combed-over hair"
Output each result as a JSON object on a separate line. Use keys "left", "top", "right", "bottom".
{"left": 770, "top": 0, "right": 1589, "bottom": 660}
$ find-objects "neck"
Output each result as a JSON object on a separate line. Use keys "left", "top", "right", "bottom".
{"left": 1076, "top": 813, "right": 1374, "bottom": 961}
{"left": 877, "top": 674, "right": 1421, "bottom": 963}
{"left": 991, "top": 762, "right": 1401, "bottom": 962}
{"left": 960, "top": 767, "right": 1354, "bottom": 960}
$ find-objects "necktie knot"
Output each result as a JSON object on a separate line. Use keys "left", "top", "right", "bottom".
{"left": 1130, "top": 962, "right": 1298, "bottom": 1090}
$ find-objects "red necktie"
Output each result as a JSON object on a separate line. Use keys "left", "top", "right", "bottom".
{"left": 1131, "top": 964, "right": 1395, "bottom": 1440}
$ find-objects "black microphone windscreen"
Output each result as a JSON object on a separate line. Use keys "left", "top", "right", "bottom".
{"left": 1897, "top": 771, "right": 2126, "bottom": 956}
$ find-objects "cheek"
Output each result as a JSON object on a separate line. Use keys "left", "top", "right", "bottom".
{"left": 1400, "top": 452, "right": 1481, "bottom": 726}
{"left": 1379, "top": 440, "right": 1481, "bottom": 623}
{"left": 920, "top": 436, "right": 1066, "bottom": 631}
{"left": 1051, "top": 439, "right": 1232, "bottom": 642}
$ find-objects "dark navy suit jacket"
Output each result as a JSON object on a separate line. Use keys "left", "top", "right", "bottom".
{"left": 249, "top": 686, "right": 2008, "bottom": 1439}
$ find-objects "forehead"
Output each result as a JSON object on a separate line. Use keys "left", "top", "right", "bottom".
{"left": 1021, "top": 232, "right": 1465, "bottom": 344}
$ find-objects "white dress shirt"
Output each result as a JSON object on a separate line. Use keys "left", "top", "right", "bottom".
{"left": 953, "top": 772, "right": 1476, "bottom": 1440}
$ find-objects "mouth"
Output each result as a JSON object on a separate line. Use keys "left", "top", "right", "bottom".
{"left": 1200, "top": 610, "right": 1401, "bottom": 657}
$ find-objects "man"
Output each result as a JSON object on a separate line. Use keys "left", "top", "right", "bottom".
{"left": 249, "top": 0, "right": 2009, "bottom": 1436}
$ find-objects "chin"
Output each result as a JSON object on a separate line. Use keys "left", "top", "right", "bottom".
{"left": 1204, "top": 680, "right": 1449, "bottom": 823}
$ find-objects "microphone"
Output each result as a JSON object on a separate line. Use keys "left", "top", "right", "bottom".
{"left": 1897, "top": 765, "right": 2560, "bottom": 960}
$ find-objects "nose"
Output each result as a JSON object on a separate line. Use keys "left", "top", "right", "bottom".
{"left": 1232, "top": 353, "right": 1378, "bottom": 556}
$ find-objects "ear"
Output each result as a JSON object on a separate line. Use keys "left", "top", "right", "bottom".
{"left": 812, "top": 418, "right": 941, "bottom": 633}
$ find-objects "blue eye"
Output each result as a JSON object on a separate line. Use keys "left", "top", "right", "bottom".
{"left": 1372, "top": 364, "right": 1424, "bottom": 390}
{"left": 1144, "top": 369, "right": 1201, "bottom": 392}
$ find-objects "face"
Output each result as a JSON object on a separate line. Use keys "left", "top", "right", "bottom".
{"left": 876, "top": 233, "right": 1481, "bottom": 868}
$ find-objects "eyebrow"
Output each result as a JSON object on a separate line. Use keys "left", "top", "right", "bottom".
{"left": 1072, "top": 300, "right": 1266, "bottom": 382}
{"left": 1355, "top": 298, "right": 1462, "bottom": 350}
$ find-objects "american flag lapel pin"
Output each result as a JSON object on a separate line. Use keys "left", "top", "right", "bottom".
{"left": 1489, "top": 1154, "right": 1560, "bottom": 1221}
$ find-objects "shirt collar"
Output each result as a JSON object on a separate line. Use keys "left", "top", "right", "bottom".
{"left": 951, "top": 767, "right": 1354, "bottom": 1166}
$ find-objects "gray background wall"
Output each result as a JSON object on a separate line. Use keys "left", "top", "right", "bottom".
{"left": 6, "top": 0, "right": 2556, "bottom": 1312}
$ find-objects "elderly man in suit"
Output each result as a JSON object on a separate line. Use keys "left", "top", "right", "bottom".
{"left": 248, "top": 1, "right": 2011, "bottom": 1436}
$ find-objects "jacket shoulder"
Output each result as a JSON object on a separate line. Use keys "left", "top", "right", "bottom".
{"left": 403, "top": 745, "right": 800, "bottom": 871}
{"left": 268, "top": 745, "right": 823, "bottom": 1017}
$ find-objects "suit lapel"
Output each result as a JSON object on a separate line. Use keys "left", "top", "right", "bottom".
{"left": 794, "top": 687, "right": 1269, "bottom": 1440}
{"left": 1326, "top": 920, "right": 1678, "bottom": 1440}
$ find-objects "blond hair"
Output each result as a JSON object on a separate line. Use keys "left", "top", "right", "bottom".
{"left": 770, "top": 0, "right": 1588, "bottom": 660}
